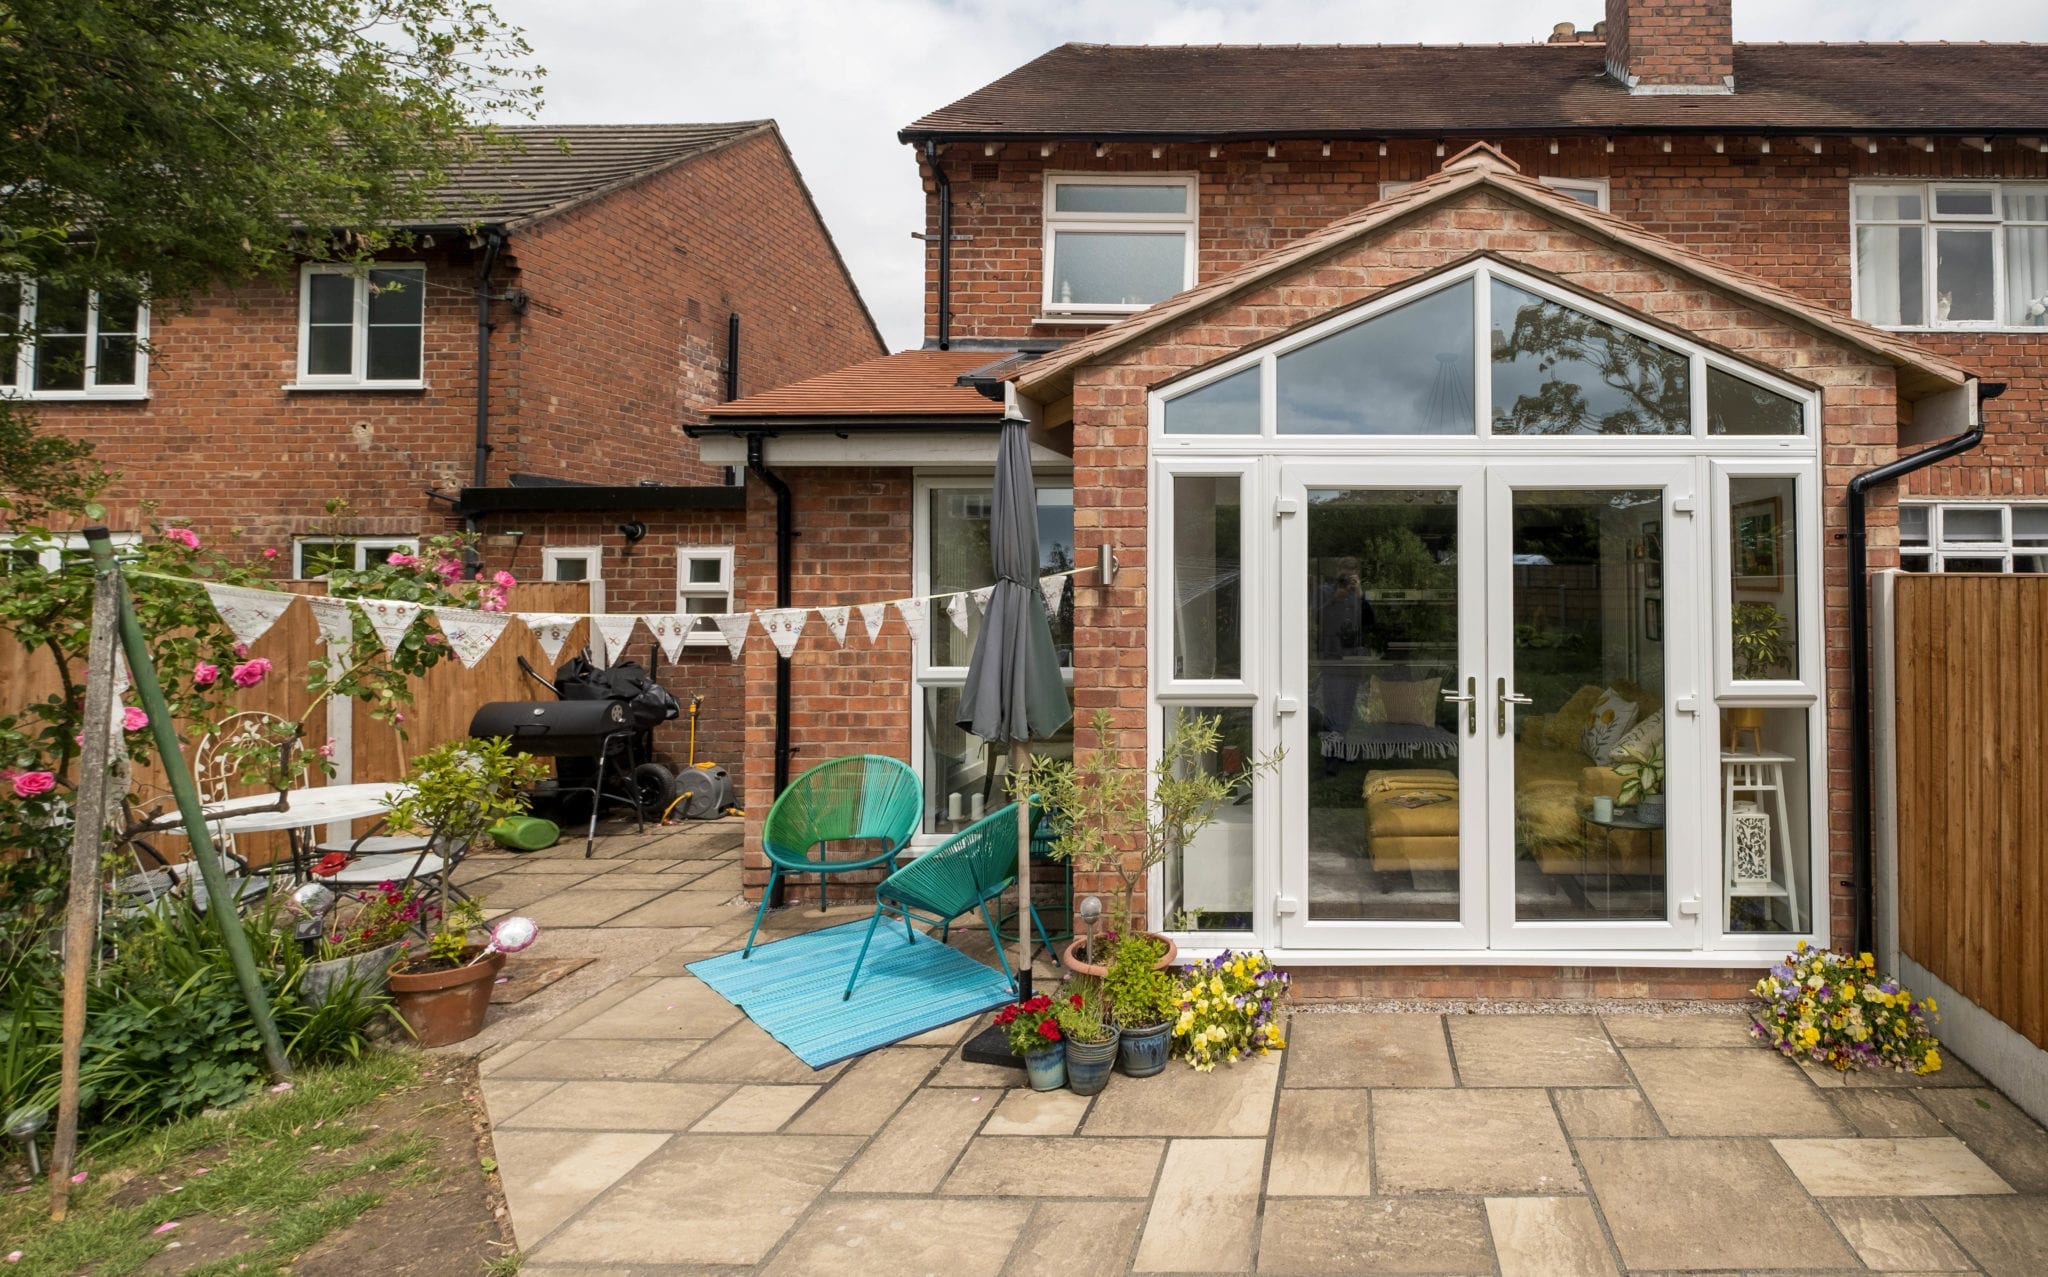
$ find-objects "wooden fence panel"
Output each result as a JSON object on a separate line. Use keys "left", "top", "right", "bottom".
{"left": 1894, "top": 574, "right": 2048, "bottom": 1049}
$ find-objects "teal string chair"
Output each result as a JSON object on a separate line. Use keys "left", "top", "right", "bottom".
{"left": 743, "top": 754, "right": 923, "bottom": 958}
{"left": 842, "top": 797, "right": 1055, "bottom": 1001}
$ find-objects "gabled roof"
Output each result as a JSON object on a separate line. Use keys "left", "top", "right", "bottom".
{"left": 1014, "top": 143, "right": 1975, "bottom": 404}
{"left": 702, "top": 350, "right": 1009, "bottom": 428}
{"left": 904, "top": 42, "right": 2048, "bottom": 141}
{"left": 419, "top": 121, "right": 773, "bottom": 228}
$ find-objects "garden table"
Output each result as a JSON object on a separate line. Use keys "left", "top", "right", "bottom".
{"left": 137, "top": 781, "right": 407, "bottom": 885}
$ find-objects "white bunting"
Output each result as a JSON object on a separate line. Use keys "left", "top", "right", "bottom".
{"left": 943, "top": 592, "right": 973, "bottom": 635}
{"left": 644, "top": 614, "right": 691, "bottom": 663}
{"left": 760, "top": 608, "right": 808, "bottom": 659}
{"left": 819, "top": 606, "right": 851, "bottom": 647}
{"left": 356, "top": 598, "right": 423, "bottom": 658}
{"left": 713, "top": 613, "right": 752, "bottom": 660}
{"left": 306, "top": 596, "right": 356, "bottom": 649}
{"left": 432, "top": 607, "right": 512, "bottom": 669}
{"left": 1040, "top": 572, "right": 1069, "bottom": 620}
{"left": 520, "top": 614, "right": 581, "bottom": 663}
{"left": 859, "top": 602, "right": 889, "bottom": 643}
{"left": 592, "top": 614, "right": 639, "bottom": 667}
{"left": 894, "top": 597, "right": 928, "bottom": 644}
{"left": 204, "top": 582, "right": 297, "bottom": 649}
{"left": 971, "top": 585, "right": 995, "bottom": 615}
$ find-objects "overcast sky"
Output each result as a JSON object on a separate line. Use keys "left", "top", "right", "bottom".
{"left": 493, "top": 1, "right": 2048, "bottom": 351}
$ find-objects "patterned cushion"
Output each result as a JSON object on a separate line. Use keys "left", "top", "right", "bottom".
{"left": 1608, "top": 709, "right": 1664, "bottom": 764}
{"left": 1578, "top": 688, "right": 1639, "bottom": 763}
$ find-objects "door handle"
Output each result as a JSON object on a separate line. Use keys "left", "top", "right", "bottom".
{"left": 1441, "top": 677, "right": 1477, "bottom": 735}
{"left": 1496, "top": 677, "right": 1533, "bottom": 736}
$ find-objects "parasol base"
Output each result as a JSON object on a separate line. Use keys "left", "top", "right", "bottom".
{"left": 960, "top": 1020, "right": 1023, "bottom": 1069}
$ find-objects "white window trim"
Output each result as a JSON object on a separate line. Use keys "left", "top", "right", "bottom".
{"left": 1537, "top": 176, "right": 1611, "bottom": 211}
{"left": 0, "top": 282, "right": 151, "bottom": 401}
{"left": 1849, "top": 180, "right": 2048, "bottom": 332}
{"left": 1378, "top": 180, "right": 1418, "bottom": 200}
{"left": 292, "top": 535, "right": 418, "bottom": 579}
{"left": 677, "top": 546, "right": 735, "bottom": 645}
{"left": 289, "top": 262, "right": 428, "bottom": 390}
{"left": 1040, "top": 172, "right": 1199, "bottom": 318}
{"left": 542, "top": 545, "right": 606, "bottom": 611}
{"left": 1899, "top": 500, "right": 2048, "bottom": 572}
{"left": 1, "top": 531, "right": 142, "bottom": 571}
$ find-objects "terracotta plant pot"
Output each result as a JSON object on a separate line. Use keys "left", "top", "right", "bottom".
{"left": 388, "top": 947, "right": 504, "bottom": 1047}
{"left": 1061, "top": 932, "right": 1178, "bottom": 979}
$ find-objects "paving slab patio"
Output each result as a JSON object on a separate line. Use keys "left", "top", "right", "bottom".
{"left": 462, "top": 828, "right": 2048, "bottom": 1272}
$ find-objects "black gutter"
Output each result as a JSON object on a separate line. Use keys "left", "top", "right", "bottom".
{"left": 1847, "top": 379, "right": 2003, "bottom": 953}
{"left": 687, "top": 417, "right": 1006, "bottom": 437}
{"left": 747, "top": 434, "right": 795, "bottom": 798}
{"left": 454, "top": 485, "right": 746, "bottom": 516}
{"left": 925, "top": 139, "right": 951, "bottom": 351}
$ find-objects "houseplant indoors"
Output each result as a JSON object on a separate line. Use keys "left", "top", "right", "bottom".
{"left": 1059, "top": 978, "right": 1119, "bottom": 1096}
{"left": 1104, "top": 933, "right": 1178, "bottom": 1076}
{"left": 1614, "top": 741, "right": 1666, "bottom": 826}
{"left": 1728, "top": 601, "right": 1791, "bottom": 736}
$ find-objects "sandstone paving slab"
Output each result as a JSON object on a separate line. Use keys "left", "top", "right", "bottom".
{"left": 1374, "top": 1088, "right": 1578, "bottom": 1195}
{"left": 1823, "top": 1198, "right": 1978, "bottom": 1271}
{"left": 1916, "top": 1087, "right": 2048, "bottom": 1192}
{"left": 523, "top": 889, "right": 667, "bottom": 928}
{"left": 1773, "top": 1136, "right": 2013, "bottom": 1197}
{"left": 496, "top": 1079, "right": 733, "bottom": 1132}
{"left": 1600, "top": 1012, "right": 1759, "bottom": 1048}
{"left": 786, "top": 1046, "right": 947, "bottom": 1136}
{"left": 490, "top": 1037, "right": 704, "bottom": 1081}
{"left": 1266, "top": 1089, "right": 1372, "bottom": 1196}
{"left": 1082, "top": 1052, "right": 1280, "bottom": 1137}
{"left": 495, "top": 857, "right": 632, "bottom": 876}
{"left": 1830, "top": 1090, "right": 1952, "bottom": 1138}
{"left": 984, "top": 1087, "right": 1091, "bottom": 1136}
{"left": 1799, "top": 1054, "right": 1986, "bottom": 1089}
{"left": 836, "top": 1088, "right": 999, "bottom": 1193}
{"left": 1004, "top": 1199, "right": 1146, "bottom": 1277}
{"left": 1132, "top": 1137, "right": 1265, "bottom": 1273}
{"left": 1552, "top": 1087, "right": 1663, "bottom": 1138}
{"left": 531, "top": 1133, "right": 863, "bottom": 1266}
{"left": 1924, "top": 1193, "right": 2048, "bottom": 1277}
{"left": 585, "top": 871, "right": 698, "bottom": 891}
{"left": 943, "top": 1136, "right": 1166, "bottom": 1197}
{"left": 1485, "top": 1196, "right": 1620, "bottom": 1277}
{"left": 691, "top": 1084, "right": 821, "bottom": 1133}
{"left": 605, "top": 888, "right": 753, "bottom": 929}
{"left": 1578, "top": 1136, "right": 1855, "bottom": 1271}
{"left": 623, "top": 938, "right": 715, "bottom": 976}
{"left": 900, "top": 1015, "right": 980, "bottom": 1047}
{"left": 670, "top": 919, "right": 756, "bottom": 954}
{"left": 1626, "top": 1047, "right": 1851, "bottom": 1136}
{"left": 1284, "top": 1012, "right": 1455, "bottom": 1088}
{"left": 669, "top": 1018, "right": 849, "bottom": 1085}
{"left": 1256, "top": 1198, "right": 1495, "bottom": 1274}
{"left": 490, "top": 1129, "right": 670, "bottom": 1248}
{"left": 514, "top": 977, "right": 657, "bottom": 1042}
{"left": 1449, "top": 1015, "right": 1627, "bottom": 1087}
{"left": 470, "top": 874, "right": 601, "bottom": 911}
{"left": 932, "top": 1051, "right": 1027, "bottom": 1089}
{"left": 559, "top": 975, "right": 742, "bottom": 1039}
{"left": 760, "top": 1195, "right": 1029, "bottom": 1277}
{"left": 479, "top": 1037, "right": 542, "bottom": 1076}
{"left": 479, "top": 1076, "right": 560, "bottom": 1125}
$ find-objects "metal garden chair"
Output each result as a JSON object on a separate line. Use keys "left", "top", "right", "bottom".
{"left": 742, "top": 754, "right": 923, "bottom": 958}
{"left": 842, "top": 798, "right": 1056, "bottom": 1001}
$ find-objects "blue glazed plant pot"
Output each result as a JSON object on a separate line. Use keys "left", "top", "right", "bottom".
{"left": 1064, "top": 1028, "right": 1121, "bottom": 1096}
{"left": 1116, "top": 1021, "right": 1172, "bottom": 1077}
{"left": 1023, "top": 1044, "right": 1067, "bottom": 1092}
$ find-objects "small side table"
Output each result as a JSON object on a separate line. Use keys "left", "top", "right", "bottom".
{"left": 1722, "top": 751, "right": 1802, "bottom": 932}
{"left": 1574, "top": 812, "right": 1666, "bottom": 909}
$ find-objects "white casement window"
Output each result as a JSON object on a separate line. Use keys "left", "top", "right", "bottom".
{"left": 1378, "top": 180, "right": 1418, "bottom": 200}
{"left": 293, "top": 536, "right": 418, "bottom": 578}
{"left": 542, "top": 545, "right": 607, "bottom": 611}
{"left": 1537, "top": 176, "right": 1610, "bottom": 211}
{"left": 0, "top": 282, "right": 148, "bottom": 399}
{"left": 677, "top": 547, "right": 734, "bottom": 643}
{"left": 293, "top": 264, "right": 427, "bottom": 388}
{"left": 1900, "top": 502, "right": 2048, "bottom": 574}
{"left": 1852, "top": 182, "right": 2048, "bottom": 329}
{"left": 0, "top": 531, "right": 141, "bottom": 572}
{"left": 1042, "top": 174, "right": 1197, "bottom": 317}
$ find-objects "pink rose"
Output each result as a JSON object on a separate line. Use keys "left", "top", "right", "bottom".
{"left": 492, "top": 569, "right": 516, "bottom": 589}
{"left": 232, "top": 642, "right": 248, "bottom": 659}
{"left": 317, "top": 738, "right": 337, "bottom": 759}
{"left": 424, "top": 632, "right": 444, "bottom": 646}
{"left": 11, "top": 771, "right": 56, "bottom": 798}
{"left": 262, "top": 548, "right": 279, "bottom": 560}
{"left": 122, "top": 706, "right": 148, "bottom": 732}
{"left": 164, "top": 528, "right": 200, "bottom": 550}
{"left": 193, "top": 662, "right": 220, "bottom": 687}
{"left": 434, "top": 555, "right": 463, "bottom": 583}
{"left": 386, "top": 552, "right": 419, "bottom": 568}
{"left": 480, "top": 592, "right": 507, "bottom": 613}
{"left": 230, "top": 658, "right": 272, "bottom": 689}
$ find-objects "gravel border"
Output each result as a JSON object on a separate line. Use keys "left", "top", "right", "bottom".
{"left": 1292, "top": 997, "right": 1757, "bottom": 1017}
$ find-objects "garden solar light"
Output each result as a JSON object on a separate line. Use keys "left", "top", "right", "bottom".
{"left": 7, "top": 1105, "right": 46, "bottom": 1178}
{"left": 1077, "top": 894, "right": 1104, "bottom": 964}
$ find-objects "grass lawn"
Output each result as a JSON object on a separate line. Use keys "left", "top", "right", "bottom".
{"left": 0, "top": 1051, "right": 517, "bottom": 1276}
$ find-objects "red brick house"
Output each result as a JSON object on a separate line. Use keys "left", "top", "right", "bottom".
{"left": 712, "top": 1, "right": 2048, "bottom": 997}
{"left": 13, "top": 121, "right": 883, "bottom": 788}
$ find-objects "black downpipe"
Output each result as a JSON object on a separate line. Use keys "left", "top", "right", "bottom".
{"left": 747, "top": 434, "right": 794, "bottom": 799}
{"left": 726, "top": 311, "right": 741, "bottom": 402}
{"left": 1847, "top": 380, "right": 2002, "bottom": 953}
{"left": 466, "top": 230, "right": 505, "bottom": 575}
{"left": 925, "top": 139, "right": 951, "bottom": 350}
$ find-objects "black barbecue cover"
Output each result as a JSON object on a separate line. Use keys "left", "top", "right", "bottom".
{"left": 555, "top": 655, "right": 680, "bottom": 728}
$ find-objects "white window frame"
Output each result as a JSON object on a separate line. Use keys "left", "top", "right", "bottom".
{"left": 1041, "top": 173, "right": 1198, "bottom": 318}
{"left": 677, "top": 546, "right": 734, "bottom": 644}
{"left": 1899, "top": 500, "right": 2048, "bottom": 573}
{"left": 1849, "top": 180, "right": 2048, "bottom": 331}
{"left": 541, "top": 545, "right": 606, "bottom": 611}
{"left": 1538, "top": 176, "right": 1611, "bottom": 211}
{"left": 292, "top": 536, "right": 418, "bottom": 579}
{"left": 0, "top": 531, "right": 141, "bottom": 571}
{"left": 1378, "top": 180, "right": 1418, "bottom": 200}
{"left": 0, "top": 282, "right": 150, "bottom": 400}
{"left": 291, "top": 262, "right": 427, "bottom": 389}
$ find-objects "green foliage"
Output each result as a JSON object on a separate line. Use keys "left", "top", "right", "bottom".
{"left": 1754, "top": 943, "right": 1943, "bottom": 1074}
{"left": 1732, "top": 600, "right": 1791, "bottom": 680}
{"left": 0, "top": 401, "right": 107, "bottom": 529}
{"left": 1172, "top": 951, "right": 1291, "bottom": 1073}
{"left": 1613, "top": 741, "right": 1665, "bottom": 807}
{"left": 1103, "top": 935, "right": 1176, "bottom": 1028}
{"left": 993, "top": 992, "right": 1065, "bottom": 1057}
{"left": 388, "top": 736, "right": 541, "bottom": 963}
{"left": 1056, "top": 977, "right": 1113, "bottom": 1045}
{"left": 424, "top": 897, "right": 486, "bottom": 966}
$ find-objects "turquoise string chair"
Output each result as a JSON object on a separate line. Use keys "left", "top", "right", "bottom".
{"left": 842, "top": 797, "right": 1056, "bottom": 1001}
{"left": 743, "top": 754, "right": 923, "bottom": 958}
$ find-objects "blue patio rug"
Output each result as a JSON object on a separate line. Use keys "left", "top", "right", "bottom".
{"left": 687, "top": 921, "right": 1015, "bottom": 1069}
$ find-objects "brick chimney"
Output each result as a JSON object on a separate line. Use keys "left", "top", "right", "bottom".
{"left": 1604, "top": 0, "right": 1734, "bottom": 95}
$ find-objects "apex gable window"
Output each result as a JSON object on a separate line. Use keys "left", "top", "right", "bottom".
{"left": 0, "top": 283, "right": 148, "bottom": 399}
{"left": 295, "top": 265, "right": 426, "bottom": 388}
{"left": 1852, "top": 182, "right": 2048, "bottom": 329}
{"left": 1042, "top": 174, "right": 1197, "bottom": 316}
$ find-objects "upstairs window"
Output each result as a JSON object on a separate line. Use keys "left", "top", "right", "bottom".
{"left": 294, "top": 536, "right": 418, "bottom": 578}
{"left": 1042, "top": 175, "right": 1196, "bottom": 316}
{"left": 296, "top": 265, "right": 426, "bottom": 387}
{"left": 1853, "top": 183, "right": 2048, "bottom": 329}
{"left": 0, "top": 283, "right": 148, "bottom": 398}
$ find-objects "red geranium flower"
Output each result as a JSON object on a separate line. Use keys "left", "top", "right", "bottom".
{"left": 994, "top": 1006, "right": 1017, "bottom": 1026}
{"left": 1038, "top": 1020, "right": 1062, "bottom": 1042}
{"left": 311, "top": 852, "right": 351, "bottom": 877}
{"left": 1070, "top": 993, "right": 1084, "bottom": 1009}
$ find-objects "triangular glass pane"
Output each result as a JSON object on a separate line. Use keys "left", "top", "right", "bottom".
{"left": 1276, "top": 280, "right": 1474, "bottom": 435}
{"left": 1707, "top": 366, "right": 1804, "bottom": 436}
{"left": 1163, "top": 364, "right": 1260, "bottom": 435}
{"left": 1490, "top": 280, "right": 1691, "bottom": 436}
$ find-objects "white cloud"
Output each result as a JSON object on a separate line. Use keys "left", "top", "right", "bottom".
{"left": 494, "top": 1, "right": 2048, "bottom": 351}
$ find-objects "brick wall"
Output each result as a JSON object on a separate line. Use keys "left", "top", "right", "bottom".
{"left": 1604, "top": 0, "right": 1733, "bottom": 90}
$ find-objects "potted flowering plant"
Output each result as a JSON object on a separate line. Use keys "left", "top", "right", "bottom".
{"left": 1104, "top": 935, "right": 1178, "bottom": 1077}
{"left": 1173, "top": 950, "right": 1291, "bottom": 1072}
{"left": 293, "top": 879, "right": 434, "bottom": 1004}
{"left": 993, "top": 993, "right": 1066, "bottom": 1091}
{"left": 1058, "top": 979, "right": 1119, "bottom": 1096}
{"left": 1752, "top": 942, "right": 1942, "bottom": 1074}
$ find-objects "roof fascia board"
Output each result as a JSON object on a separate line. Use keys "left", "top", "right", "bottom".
{"left": 692, "top": 416, "right": 1005, "bottom": 435}
{"left": 901, "top": 125, "right": 2048, "bottom": 145}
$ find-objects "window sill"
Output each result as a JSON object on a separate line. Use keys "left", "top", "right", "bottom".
{"left": 1869, "top": 324, "right": 2048, "bottom": 336}
{"left": 283, "top": 381, "right": 426, "bottom": 393}
{"left": 2, "top": 389, "right": 150, "bottom": 402}
{"left": 1033, "top": 313, "right": 1125, "bottom": 328}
